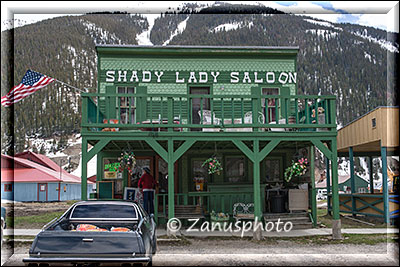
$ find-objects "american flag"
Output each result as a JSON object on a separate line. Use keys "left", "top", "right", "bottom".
{"left": 1, "top": 70, "right": 55, "bottom": 107}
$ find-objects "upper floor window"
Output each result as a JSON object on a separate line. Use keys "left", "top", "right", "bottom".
{"left": 261, "top": 88, "right": 279, "bottom": 122}
{"left": 117, "top": 86, "right": 135, "bottom": 124}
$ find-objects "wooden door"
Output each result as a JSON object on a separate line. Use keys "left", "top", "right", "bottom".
{"left": 190, "top": 87, "right": 210, "bottom": 127}
{"left": 38, "top": 183, "right": 48, "bottom": 202}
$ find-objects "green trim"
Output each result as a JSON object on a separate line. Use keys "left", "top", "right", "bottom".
{"left": 173, "top": 140, "right": 196, "bottom": 163}
{"left": 310, "top": 146, "right": 317, "bottom": 227}
{"left": 87, "top": 139, "right": 110, "bottom": 162}
{"left": 381, "top": 145, "right": 389, "bottom": 224}
{"left": 311, "top": 139, "right": 332, "bottom": 160}
{"left": 145, "top": 139, "right": 168, "bottom": 162}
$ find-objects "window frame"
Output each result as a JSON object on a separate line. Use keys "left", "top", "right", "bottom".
{"left": 224, "top": 155, "right": 247, "bottom": 183}
{"left": 261, "top": 87, "right": 280, "bottom": 122}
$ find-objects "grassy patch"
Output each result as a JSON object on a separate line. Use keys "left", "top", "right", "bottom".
{"left": 295, "top": 234, "right": 398, "bottom": 245}
{"left": 253, "top": 234, "right": 398, "bottom": 245}
{"left": 4, "top": 235, "right": 34, "bottom": 240}
{"left": 9, "top": 211, "right": 64, "bottom": 229}
{"left": 317, "top": 208, "right": 389, "bottom": 228}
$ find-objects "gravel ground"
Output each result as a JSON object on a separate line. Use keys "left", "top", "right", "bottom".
{"left": 2, "top": 238, "right": 398, "bottom": 266}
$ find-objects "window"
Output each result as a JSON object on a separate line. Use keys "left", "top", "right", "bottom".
{"left": 192, "top": 159, "right": 211, "bottom": 190}
{"left": 372, "top": 118, "right": 376, "bottom": 128}
{"left": 225, "top": 156, "right": 246, "bottom": 183}
{"left": 4, "top": 184, "right": 12, "bottom": 192}
{"left": 117, "top": 86, "right": 135, "bottom": 124}
{"left": 265, "top": 158, "right": 281, "bottom": 182}
{"left": 71, "top": 204, "right": 137, "bottom": 219}
{"left": 262, "top": 88, "right": 279, "bottom": 122}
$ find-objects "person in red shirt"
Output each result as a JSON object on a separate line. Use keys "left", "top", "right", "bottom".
{"left": 138, "top": 167, "right": 156, "bottom": 215}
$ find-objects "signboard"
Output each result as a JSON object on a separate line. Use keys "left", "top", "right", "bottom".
{"left": 104, "top": 70, "right": 297, "bottom": 85}
{"left": 103, "top": 158, "right": 121, "bottom": 179}
{"left": 123, "top": 187, "right": 144, "bottom": 206}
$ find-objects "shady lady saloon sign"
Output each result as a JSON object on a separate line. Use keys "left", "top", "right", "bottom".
{"left": 105, "top": 70, "right": 297, "bottom": 85}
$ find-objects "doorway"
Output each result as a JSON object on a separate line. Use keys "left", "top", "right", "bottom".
{"left": 38, "top": 183, "right": 48, "bottom": 202}
{"left": 128, "top": 156, "right": 154, "bottom": 188}
{"left": 190, "top": 87, "right": 210, "bottom": 130}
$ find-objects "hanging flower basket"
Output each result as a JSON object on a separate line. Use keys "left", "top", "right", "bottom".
{"left": 202, "top": 156, "right": 223, "bottom": 175}
{"left": 118, "top": 151, "right": 136, "bottom": 175}
{"left": 284, "top": 157, "right": 308, "bottom": 182}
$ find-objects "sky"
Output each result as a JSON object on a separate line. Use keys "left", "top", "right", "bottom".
{"left": 1, "top": 1, "right": 399, "bottom": 33}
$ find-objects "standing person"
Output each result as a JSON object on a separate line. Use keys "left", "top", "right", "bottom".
{"left": 138, "top": 167, "right": 155, "bottom": 215}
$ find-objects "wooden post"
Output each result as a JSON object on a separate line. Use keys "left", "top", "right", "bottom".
{"left": 253, "top": 139, "right": 262, "bottom": 240}
{"left": 167, "top": 139, "right": 175, "bottom": 220}
{"left": 349, "top": 147, "right": 356, "bottom": 216}
{"left": 381, "top": 145, "right": 389, "bottom": 224}
{"left": 326, "top": 157, "right": 331, "bottom": 215}
{"left": 369, "top": 156, "right": 374, "bottom": 194}
{"left": 81, "top": 137, "right": 88, "bottom": 201}
{"left": 253, "top": 140, "right": 262, "bottom": 220}
{"left": 331, "top": 138, "right": 342, "bottom": 239}
{"left": 310, "top": 146, "right": 317, "bottom": 227}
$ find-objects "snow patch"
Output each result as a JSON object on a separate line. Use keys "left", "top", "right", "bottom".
{"left": 304, "top": 18, "right": 343, "bottom": 31}
{"left": 211, "top": 20, "right": 254, "bottom": 33}
{"left": 163, "top": 16, "right": 190, "bottom": 46}
{"left": 136, "top": 14, "right": 159, "bottom": 46}
{"left": 71, "top": 154, "right": 97, "bottom": 178}
{"left": 352, "top": 29, "right": 399, "bottom": 53}
{"left": 306, "top": 29, "right": 339, "bottom": 40}
{"left": 80, "top": 19, "right": 122, "bottom": 44}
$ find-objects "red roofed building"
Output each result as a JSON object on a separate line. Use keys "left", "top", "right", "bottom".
{"left": 1, "top": 153, "right": 94, "bottom": 202}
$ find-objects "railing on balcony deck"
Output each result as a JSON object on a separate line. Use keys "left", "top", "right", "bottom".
{"left": 82, "top": 93, "right": 336, "bottom": 133}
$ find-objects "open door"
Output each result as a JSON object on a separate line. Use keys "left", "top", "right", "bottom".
{"left": 190, "top": 87, "right": 210, "bottom": 130}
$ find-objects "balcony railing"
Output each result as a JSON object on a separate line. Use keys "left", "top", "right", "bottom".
{"left": 82, "top": 93, "right": 336, "bottom": 133}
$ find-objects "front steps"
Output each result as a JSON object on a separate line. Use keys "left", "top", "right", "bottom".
{"left": 263, "top": 211, "right": 313, "bottom": 230}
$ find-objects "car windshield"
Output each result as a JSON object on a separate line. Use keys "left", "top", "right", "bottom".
{"left": 70, "top": 204, "right": 137, "bottom": 219}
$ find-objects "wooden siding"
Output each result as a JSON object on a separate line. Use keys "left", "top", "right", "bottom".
{"left": 337, "top": 107, "right": 399, "bottom": 152}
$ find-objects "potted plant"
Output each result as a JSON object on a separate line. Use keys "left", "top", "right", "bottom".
{"left": 284, "top": 157, "right": 309, "bottom": 183}
{"left": 210, "top": 210, "right": 230, "bottom": 228}
{"left": 202, "top": 156, "right": 223, "bottom": 175}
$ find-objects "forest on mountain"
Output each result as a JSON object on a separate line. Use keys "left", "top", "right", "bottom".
{"left": 0, "top": 3, "right": 398, "bottom": 154}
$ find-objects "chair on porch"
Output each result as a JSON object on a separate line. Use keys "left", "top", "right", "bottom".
{"left": 198, "top": 110, "right": 221, "bottom": 132}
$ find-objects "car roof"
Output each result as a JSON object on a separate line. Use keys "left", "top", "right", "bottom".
{"left": 75, "top": 200, "right": 138, "bottom": 206}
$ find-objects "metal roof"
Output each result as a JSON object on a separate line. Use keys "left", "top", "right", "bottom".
{"left": 1, "top": 154, "right": 93, "bottom": 184}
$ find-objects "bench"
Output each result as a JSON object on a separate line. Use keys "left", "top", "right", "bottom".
{"left": 161, "top": 205, "right": 205, "bottom": 219}
{"left": 233, "top": 203, "right": 255, "bottom": 222}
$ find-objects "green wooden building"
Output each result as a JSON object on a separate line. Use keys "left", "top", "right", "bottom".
{"left": 80, "top": 45, "right": 342, "bottom": 238}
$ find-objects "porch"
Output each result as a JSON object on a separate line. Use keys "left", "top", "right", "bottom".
{"left": 80, "top": 92, "right": 341, "bottom": 238}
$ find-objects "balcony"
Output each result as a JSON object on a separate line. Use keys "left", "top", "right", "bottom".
{"left": 82, "top": 93, "right": 336, "bottom": 134}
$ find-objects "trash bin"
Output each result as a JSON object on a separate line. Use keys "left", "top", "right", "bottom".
{"left": 270, "top": 194, "right": 285, "bottom": 213}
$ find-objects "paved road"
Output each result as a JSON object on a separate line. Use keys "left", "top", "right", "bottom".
{"left": 2, "top": 242, "right": 398, "bottom": 266}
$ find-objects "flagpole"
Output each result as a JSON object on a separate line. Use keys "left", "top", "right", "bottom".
{"left": 53, "top": 79, "right": 88, "bottom": 93}
{"left": 33, "top": 70, "right": 88, "bottom": 94}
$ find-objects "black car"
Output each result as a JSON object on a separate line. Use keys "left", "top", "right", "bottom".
{"left": 23, "top": 201, "right": 156, "bottom": 266}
